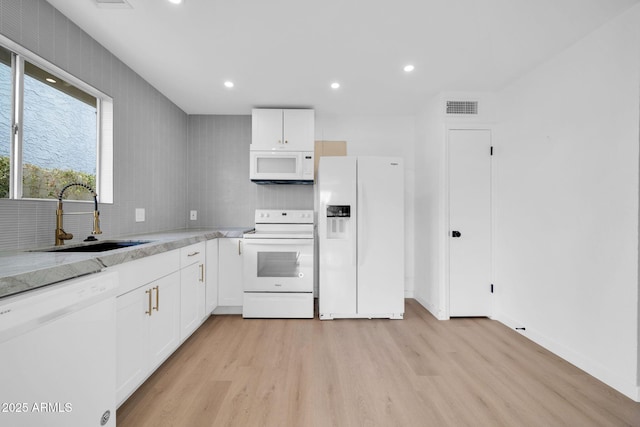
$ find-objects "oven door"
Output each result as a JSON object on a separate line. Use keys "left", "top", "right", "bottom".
{"left": 243, "top": 238, "right": 314, "bottom": 292}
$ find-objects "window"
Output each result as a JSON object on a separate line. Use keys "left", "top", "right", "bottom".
{"left": 0, "top": 37, "right": 113, "bottom": 202}
{"left": 0, "top": 46, "right": 11, "bottom": 198}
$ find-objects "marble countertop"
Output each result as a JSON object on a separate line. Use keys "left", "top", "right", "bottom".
{"left": 0, "top": 227, "right": 252, "bottom": 300}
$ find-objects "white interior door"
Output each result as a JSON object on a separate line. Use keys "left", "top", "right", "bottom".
{"left": 448, "top": 129, "right": 492, "bottom": 317}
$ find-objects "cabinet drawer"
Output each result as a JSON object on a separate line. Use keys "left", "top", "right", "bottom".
{"left": 180, "top": 242, "right": 206, "bottom": 268}
{"left": 112, "top": 250, "right": 180, "bottom": 296}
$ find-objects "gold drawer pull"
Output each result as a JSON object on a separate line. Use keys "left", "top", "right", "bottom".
{"left": 188, "top": 251, "right": 200, "bottom": 257}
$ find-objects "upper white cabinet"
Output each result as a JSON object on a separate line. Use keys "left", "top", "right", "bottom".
{"left": 251, "top": 108, "right": 314, "bottom": 151}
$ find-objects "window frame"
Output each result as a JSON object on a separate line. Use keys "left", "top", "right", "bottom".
{"left": 0, "top": 34, "right": 113, "bottom": 204}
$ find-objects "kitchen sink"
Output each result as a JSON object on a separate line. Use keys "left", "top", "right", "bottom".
{"left": 39, "top": 240, "right": 155, "bottom": 253}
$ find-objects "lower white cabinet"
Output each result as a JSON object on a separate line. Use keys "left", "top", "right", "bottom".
{"left": 180, "top": 242, "right": 206, "bottom": 341}
{"left": 218, "top": 238, "right": 244, "bottom": 307}
{"left": 205, "top": 239, "right": 219, "bottom": 314}
{"left": 114, "top": 239, "right": 222, "bottom": 407}
{"left": 116, "top": 271, "right": 180, "bottom": 406}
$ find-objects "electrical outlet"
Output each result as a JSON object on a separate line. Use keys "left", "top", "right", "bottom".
{"left": 190, "top": 210, "right": 197, "bottom": 221}
{"left": 135, "top": 208, "right": 145, "bottom": 222}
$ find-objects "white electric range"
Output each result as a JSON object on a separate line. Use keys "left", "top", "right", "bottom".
{"left": 242, "top": 209, "right": 314, "bottom": 318}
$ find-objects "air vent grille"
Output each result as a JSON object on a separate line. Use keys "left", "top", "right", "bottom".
{"left": 446, "top": 100, "right": 478, "bottom": 115}
{"left": 94, "top": 0, "right": 132, "bottom": 8}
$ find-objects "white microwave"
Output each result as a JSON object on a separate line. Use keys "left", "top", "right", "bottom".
{"left": 250, "top": 151, "right": 314, "bottom": 184}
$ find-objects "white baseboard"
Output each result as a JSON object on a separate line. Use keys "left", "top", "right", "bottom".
{"left": 213, "top": 306, "right": 242, "bottom": 315}
{"left": 413, "top": 295, "right": 447, "bottom": 320}
{"left": 493, "top": 311, "right": 639, "bottom": 402}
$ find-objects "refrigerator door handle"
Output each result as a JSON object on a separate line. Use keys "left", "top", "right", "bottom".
{"left": 358, "top": 180, "right": 365, "bottom": 266}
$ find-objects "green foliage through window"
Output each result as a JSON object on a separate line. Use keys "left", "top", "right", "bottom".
{"left": 0, "top": 155, "right": 8, "bottom": 198}
{"left": 0, "top": 155, "right": 95, "bottom": 200}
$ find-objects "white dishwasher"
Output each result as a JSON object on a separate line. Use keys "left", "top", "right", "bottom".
{"left": 0, "top": 270, "right": 118, "bottom": 427}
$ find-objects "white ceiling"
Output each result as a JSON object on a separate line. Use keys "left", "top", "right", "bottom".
{"left": 46, "top": 0, "right": 639, "bottom": 115}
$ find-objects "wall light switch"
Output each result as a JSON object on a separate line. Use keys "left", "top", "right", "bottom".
{"left": 135, "top": 208, "right": 145, "bottom": 222}
{"left": 190, "top": 210, "right": 197, "bottom": 221}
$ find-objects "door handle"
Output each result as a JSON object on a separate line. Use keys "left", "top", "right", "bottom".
{"left": 452, "top": 230, "right": 462, "bottom": 238}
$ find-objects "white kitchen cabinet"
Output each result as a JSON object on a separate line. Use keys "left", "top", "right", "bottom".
{"left": 205, "top": 239, "right": 219, "bottom": 314}
{"left": 147, "top": 273, "right": 181, "bottom": 369}
{"left": 116, "top": 270, "right": 180, "bottom": 406}
{"left": 180, "top": 242, "right": 206, "bottom": 342}
{"left": 251, "top": 108, "right": 314, "bottom": 151}
{"left": 218, "top": 238, "right": 244, "bottom": 308}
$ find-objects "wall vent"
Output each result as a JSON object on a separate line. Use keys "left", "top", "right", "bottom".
{"left": 94, "top": 0, "right": 132, "bottom": 8}
{"left": 446, "top": 100, "right": 478, "bottom": 115}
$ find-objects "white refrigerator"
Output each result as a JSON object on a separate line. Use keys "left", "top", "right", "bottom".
{"left": 318, "top": 156, "right": 404, "bottom": 319}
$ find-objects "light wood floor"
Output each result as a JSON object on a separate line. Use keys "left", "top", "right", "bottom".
{"left": 117, "top": 299, "right": 640, "bottom": 427}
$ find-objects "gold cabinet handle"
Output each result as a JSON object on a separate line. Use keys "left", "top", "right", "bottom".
{"left": 145, "top": 289, "right": 152, "bottom": 316}
{"left": 238, "top": 240, "right": 242, "bottom": 255}
{"left": 199, "top": 264, "right": 204, "bottom": 282}
{"left": 153, "top": 285, "right": 159, "bottom": 311}
{"left": 188, "top": 251, "right": 200, "bottom": 257}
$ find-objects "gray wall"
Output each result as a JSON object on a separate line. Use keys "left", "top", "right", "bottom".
{"left": 0, "top": 0, "right": 189, "bottom": 250}
{"left": 0, "top": 1, "right": 314, "bottom": 251}
{"left": 186, "top": 115, "right": 314, "bottom": 228}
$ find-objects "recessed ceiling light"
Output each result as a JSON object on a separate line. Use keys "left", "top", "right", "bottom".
{"left": 330, "top": 82, "right": 340, "bottom": 89}
{"left": 403, "top": 64, "right": 415, "bottom": 72}
{"left": 224, "top": 81, "right": 234, "bottom": 88}
{"left": 46, "top": 77, "right": 57, "bottom": 83}
{"left": 168, "top": 0, "right": 183, "bottom": 4}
